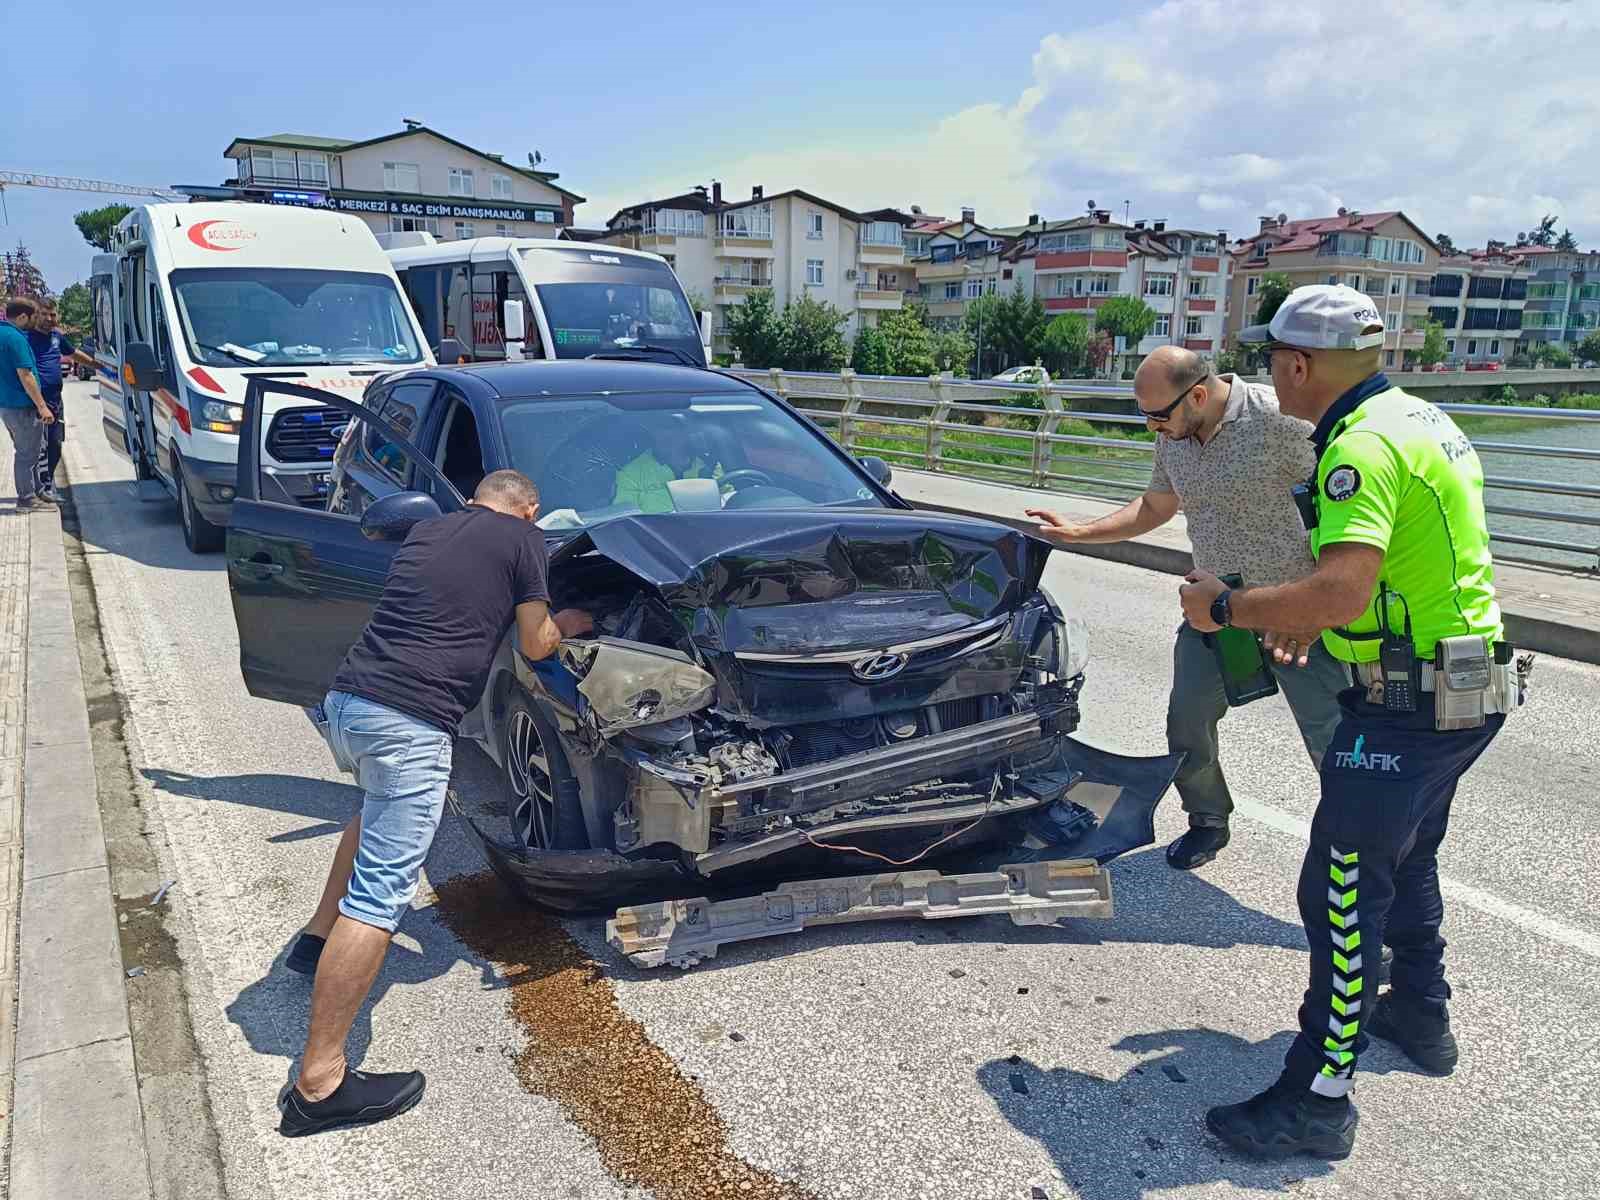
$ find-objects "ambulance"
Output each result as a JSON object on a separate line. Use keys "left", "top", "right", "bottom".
{"left": 90, "top": 203, "right": 432, "bottom": 552}
{"left": 383, "top": 235, "right": 710, "bottom": 367}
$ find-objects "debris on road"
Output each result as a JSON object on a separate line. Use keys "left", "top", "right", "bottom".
{"left": 438, "top": 871, "right": 815, "bottom": 1200}
{"left": 1161, "top": 1065, "right": 1188, "bottom": 1083}
{"left": 126, "top": 966, "right": 146, "bottom": 978}
{"left": 949, "top": 968, "right": 968, "bottom": 979}
{"left": 150, "top": 879, "right": 176, "bottom": 907}
{"left": 1009, "top": 1073, "right": 1029, "bottom": 1096}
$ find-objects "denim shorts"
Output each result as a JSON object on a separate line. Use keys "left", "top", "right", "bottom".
{"left": 310, "top": 690, "right": 454, "bottom": 932}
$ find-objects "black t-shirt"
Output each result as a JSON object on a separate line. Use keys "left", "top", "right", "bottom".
{"left": 332, "top": 506, "right": 550, "bottom": 733}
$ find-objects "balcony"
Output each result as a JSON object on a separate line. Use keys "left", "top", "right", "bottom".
{"left": 855, "top": 287, "right": 903, "bottom": 310}
{"left": 716, "top": 223, "right": 774, "bottom": 256}
{"left": 916, "top": 259, "right": 969, "bottom": 281}
{"left": 237, "top": 165, "right": 331, "bottom": 190}
{"left": 713, "top": 276, "right": 772, "bottom": 300}
{"left": 858, "top": 239, "right": 905, "bottom": 265}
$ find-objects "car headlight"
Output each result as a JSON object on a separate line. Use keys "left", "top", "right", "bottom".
{"left": 1059, "top": 614, "right": 1090, "bottom": 678}
{"left": 559, "top": 638, "right": 717, "bottom": 732}
{"left": 198, "top": 399, "right": 244, "bottom": 435}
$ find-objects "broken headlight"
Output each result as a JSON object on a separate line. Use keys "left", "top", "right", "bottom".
{"left": 559, "top": 637, "right": 717, "bottom": 734}
{"left": 1059, "top": 614, "right": 1090, "bottom": 679}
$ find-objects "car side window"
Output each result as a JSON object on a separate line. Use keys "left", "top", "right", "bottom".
{"left": 319, "top": 400, "right": 437, "bottom": 519}
{"left": 362, "top": 380, "right": 436, "bottom": 488}
{"left": 433, "top": 391, "right": 486, "bottom": 500}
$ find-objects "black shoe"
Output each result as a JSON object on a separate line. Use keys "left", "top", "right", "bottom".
{"left": 285, "top": 932, "right": 326, "bottom": 976}
{"left": 1206, "top": 1078, "right": 1357, "bottom": 1160}
{"left": 1367, "top": 993, "right": 1457, "bottom": 1076}
{"left": 1166, "top": 825, "right": 1230, "bottom": 870}
{"left": 278, "top": 1067, "right": 426, "bottom": 1137}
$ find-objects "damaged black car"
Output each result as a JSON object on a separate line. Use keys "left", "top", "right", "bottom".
{"left": 225, "top": 361, "right": 1179, "bottom": 966}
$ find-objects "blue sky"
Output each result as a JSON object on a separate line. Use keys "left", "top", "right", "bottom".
{"left": 7, "top": 0, "right": 1597, "bottom": 294}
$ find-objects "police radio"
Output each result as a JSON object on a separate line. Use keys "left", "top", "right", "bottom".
{"left": 1376, "top": 586, "right": 1420, "bottom": 714}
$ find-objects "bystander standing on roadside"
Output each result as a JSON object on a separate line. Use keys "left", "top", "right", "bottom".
{"left": 274, "top": 468, "right": 593, "bottom": 1137}
{"left": 0, "top": 297, "right": 57, "bottom": 510}
{"left": 25, "top": 300, "right": 94, "bottom": 501}
{"left": 1027, "top": 346, "right": 1347, "bottom": 870}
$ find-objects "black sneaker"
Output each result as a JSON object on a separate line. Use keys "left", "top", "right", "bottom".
{"left": 285, "top": 932, "right": 326, "bottom": 976}
{"left": 278, "top": 1067, "right": 426, "bottom": 1137}
{"left": 1166, "top": 825, "right": 1230, "bottom": 870}
{"left": 1206, "top": 1077, "right": 1357, "bottom": 1160}
{"left": 1367, "top": 993, "right": 1458, "bottom": 1076}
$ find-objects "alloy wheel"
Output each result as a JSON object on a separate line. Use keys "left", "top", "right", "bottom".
{"left": 506, "top": 708, "right": 557, "bottom": 849}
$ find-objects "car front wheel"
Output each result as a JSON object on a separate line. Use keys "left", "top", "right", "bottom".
{"left": 502, "top": 690, "right": 588, "bottom": 851}
{"left": 175, "top": 462, "right": 224, "bottom": 554}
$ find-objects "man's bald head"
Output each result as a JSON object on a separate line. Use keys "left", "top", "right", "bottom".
{"left": 472, "top": 469, "right": 541, "bottom": 520}
{"left": 1134, "top": 345, "right": 1209, "bottom": 395}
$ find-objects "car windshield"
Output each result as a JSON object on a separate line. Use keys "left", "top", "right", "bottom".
{"left": 523, "top": 248, "right": 702, "bottom": 363}
{"left": 169, "top": 268, "right": 424, "bottom": 367}
{"left": 494, "top": 390, "right": 887, "bottom": 530}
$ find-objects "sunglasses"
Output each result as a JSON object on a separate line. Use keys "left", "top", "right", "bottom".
{"left": 1139, "top": 374, "right": 1207, "bottom": 423}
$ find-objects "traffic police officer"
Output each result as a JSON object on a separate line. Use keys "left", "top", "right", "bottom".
{"left": 1178, "top": 285, "right": 1526, "bottom": 1160}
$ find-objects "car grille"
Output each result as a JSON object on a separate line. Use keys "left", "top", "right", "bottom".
{"left": 266, "top": 406, "right": 349, "bottom": 464}
{"left": 779, "top": 696, "right": 998, "bottom": 768}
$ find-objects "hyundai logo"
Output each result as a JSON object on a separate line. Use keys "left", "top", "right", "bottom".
{"left": 851, "top": 651, "right": 909, "bottom": 683}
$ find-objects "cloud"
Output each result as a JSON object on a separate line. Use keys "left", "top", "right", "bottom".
{"left": 582, "top": 0, "right": 1599, "bottom": 248}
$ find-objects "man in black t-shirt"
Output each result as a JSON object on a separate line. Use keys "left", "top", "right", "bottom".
{"left": 278, "top": 469, "right": 592, "bottom": 1137}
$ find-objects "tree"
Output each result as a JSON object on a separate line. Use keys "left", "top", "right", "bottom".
{"left": 1040, "top": 313, "right": 1090, "bottom": 375}
{"left": 962, "top": 292, "right": 1004, "bottom": 375}
{"left": 1555, "top": 228, "right": 1579, "bottom": 253}
{"left": 851, "top": 325, "right": 890, "bottom": 375}
{"left": 57, "top": 281, "right": 92, "bottom": 333}
{"left": 931, "top": 326, "right": 974, "bottom": 378}
{"left": 1092, "top": 295, "right": 1158, "bottom": 349}
{"left": 1419, "top": 320, "right": 1447, "bottom": 367}
{"left": 872, "top": 307, "right": 935, "bottom": 376}
{"left": 778, "top": 293, "right": 849, "bottom": 371}
{"left": 1435, "top": 233, "right": 1457, "bottom": 256}
{"left": 1252, "top": 271, "right": 1294, "bottom": 326}
{"left": 725, "top": 288, "right": 784, "bottom": 368}
{"left": 1, "top": 244, "right": 50, "bottom": 301}
{"left": 1546, "top": 344, "right": 1574, "bottom": 369}
{"left": 982, "top": 283, "right": 1048, "bottom": 371}
{"left": 1522, "top": 214, "right": 1559, "bottom": 247}
{"left": 1086, "top": 331, "right": 1114, "bottom": 377}
{"left": 73, "top": 204, "right": 132, "bottom": 253}
{"left": 1576, "top": 329, "right": 1600, "bottom": 367}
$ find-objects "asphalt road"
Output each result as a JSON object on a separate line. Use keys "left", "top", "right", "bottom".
{"left": 57, "top": 380, "right": 1600, "bottom": 1200}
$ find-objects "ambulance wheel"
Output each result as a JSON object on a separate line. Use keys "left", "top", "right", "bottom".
{"left": 176, "top": 463, "right": 224, "bottom": 554}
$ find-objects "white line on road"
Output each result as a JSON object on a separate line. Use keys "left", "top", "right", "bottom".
{"left": 1234, "top": 795, "right": 1600, "bottom": 963}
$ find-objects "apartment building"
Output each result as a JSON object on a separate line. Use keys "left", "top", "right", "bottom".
{"left": 602, "top": 183, "right": 908, "bottom": 353}
{"left": 1425, "top": 247, "right": 1529, "bottom": 366}
{"left": 1228, "top": 211, "right": 1439, "bottom": 368}
{"left": 906, "top": 209, "right": 1005, "bottom": 327}
{"left": 178, "top": 121, "right": 582, "bottom": 241}
{"left": 1511, "top": 245, "right": 1600, "bottom": 349}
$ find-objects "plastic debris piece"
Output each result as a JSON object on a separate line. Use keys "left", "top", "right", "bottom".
{"left": 948, "top": 968, "right": 967, "bottom": 980}
{"left": 1009, "top": 1073, "right": 1029, "bottom": 1095}
{"left": 126, "top": 966, "right": 146, "bottom": 978}
{"left": 1161, "top": 1065, "right": 1188, "bottom": 1083}
{"left": 150, "top": 879, "right": 176, "bottom": 907}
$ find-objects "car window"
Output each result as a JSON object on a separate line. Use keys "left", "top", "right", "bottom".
{"left": 495, "top": 389, "right": 885, "bottom": 530}
{"left": 364, "top": 380, "right": 437, "bottom": 488}
{"left": 434, "top": 394, "right": 486, "bottom": 500}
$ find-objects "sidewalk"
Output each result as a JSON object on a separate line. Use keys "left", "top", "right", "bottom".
{"left": 1, "top": 424, "right": 151, "bottom": 1198}
{"left": 895, "top": 468, "right": 1600, "bottom": 665}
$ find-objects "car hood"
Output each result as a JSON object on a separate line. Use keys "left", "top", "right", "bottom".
{"left": 550, "top": 509, "right": 1052, "bottom": 657}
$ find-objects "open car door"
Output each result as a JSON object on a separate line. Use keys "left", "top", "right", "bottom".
{"left": 226, "top": 377, "right": 466, "bottom": 706}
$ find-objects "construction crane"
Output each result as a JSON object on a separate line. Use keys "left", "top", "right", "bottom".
{"left": 0, "top": 169, "right": 184, "bottom": 207}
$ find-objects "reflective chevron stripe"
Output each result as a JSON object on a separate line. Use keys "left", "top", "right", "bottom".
{"left": 1314, "top": 844, "right": 1363, "bottom": 1098}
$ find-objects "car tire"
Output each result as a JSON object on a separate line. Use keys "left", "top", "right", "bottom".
{"left": 175, "top": 462, "right": 224, "bottom": 554}
{"left": 501, "top": 689, "right": 588, "bottom": 852}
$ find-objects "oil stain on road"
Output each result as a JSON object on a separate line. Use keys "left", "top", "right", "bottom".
{"left": 436, "top": 871, "right": 814, "bottom": 1200}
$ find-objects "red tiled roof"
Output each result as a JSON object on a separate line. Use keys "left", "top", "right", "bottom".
{"left": 1236, "top": 211, "right": 1406, "bottom": 255}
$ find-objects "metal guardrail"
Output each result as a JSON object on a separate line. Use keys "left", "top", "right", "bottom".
{"left": 730, "top": 367, "right": 1600, "bottom": 572}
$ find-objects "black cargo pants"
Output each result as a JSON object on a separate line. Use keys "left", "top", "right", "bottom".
{"left": 1281, "top": 692, "right": 1504, "bottom": 1096}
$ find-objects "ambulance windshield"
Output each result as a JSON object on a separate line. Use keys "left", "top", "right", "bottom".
{"left": 170, "top": 268, "right": 424, "bottom": 367}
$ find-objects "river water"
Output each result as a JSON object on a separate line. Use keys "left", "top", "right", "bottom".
{"left": 1468, "top": 416, "right": 1600, "bottom": 571}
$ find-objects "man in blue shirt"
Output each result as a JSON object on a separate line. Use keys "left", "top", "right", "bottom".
{"left": 26, "top": 300, "right": 93, "bottom": 500}
{"left": 0, "top": 298, "right": 56, "bottom": 510}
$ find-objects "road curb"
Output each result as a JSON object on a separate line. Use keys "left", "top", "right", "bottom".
{"left": 11, "top": 504, "right": 152, "bottom": 1200}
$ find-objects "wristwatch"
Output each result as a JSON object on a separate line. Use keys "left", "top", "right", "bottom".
{"left": 1210, "top": 588, "right": 1234, "bottom": 629}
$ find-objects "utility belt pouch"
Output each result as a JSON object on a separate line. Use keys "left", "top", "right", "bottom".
{"left": 1434, "top": 636, "right": 1491, "bottom": 730}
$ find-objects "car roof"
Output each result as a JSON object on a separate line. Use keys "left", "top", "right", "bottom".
{"left": 417, "top": 359, "right": 757, "bottom": 400}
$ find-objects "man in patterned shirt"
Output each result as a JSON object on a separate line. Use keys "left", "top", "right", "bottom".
{"left": 1029, "top": 346, "right": 1348, "bottom": 869}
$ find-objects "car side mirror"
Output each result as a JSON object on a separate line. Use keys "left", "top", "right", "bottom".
{"left": 858, "top": 455, "right": 893, "bottom": 486}
{"left": 359, "top": 490, "right": 441, "bottom": 542}
{"left": 437, "top": 337, "right": 467, "bottom": 365}
{"left": 503, "top": 299, "right": 526, "bottom": 342}
{"left": 123, "top": 341, "right": 161, "bottom": 390}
